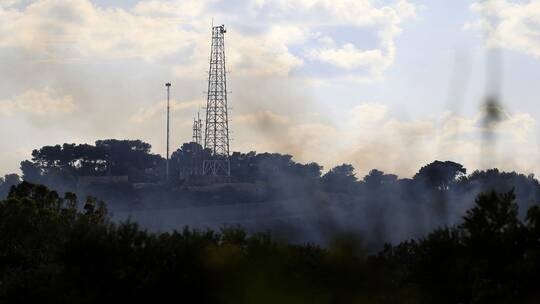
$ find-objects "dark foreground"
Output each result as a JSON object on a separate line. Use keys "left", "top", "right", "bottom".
{"left": 1, "top": 182, "right": 540, "bottom": 304}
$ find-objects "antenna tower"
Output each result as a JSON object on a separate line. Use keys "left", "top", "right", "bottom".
{"left": 185, "top": 112, "right": 204, "bottom": 177}
{"left": 203, "top": 24, "right": 230, "bottom": 176}
{"left": 193, "top": 112, "right": 203, "bottom": 146}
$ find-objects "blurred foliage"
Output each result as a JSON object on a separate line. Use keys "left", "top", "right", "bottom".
{"left": 1, "top": 182, "right": 540, "bottom": 303}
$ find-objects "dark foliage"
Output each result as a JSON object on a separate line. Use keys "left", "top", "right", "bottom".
{"left": 1, "top": 183, "right": 540, "bottom": 303}
{"left": 0, "top": 173, "right": 21, "bottom": 199}
{"left": 414, "top": 160, "right": 466, "bottom": 190}
{"left": 380, "top": 189, "right": 540, "bottom": 303}
{"left": 170, "top": 142, "right": 211, "bottom": 179}
{"left": 322, "top": 164, "right": 357, "bottom": 193}
{"left": 230, "top": 151, "right": 322, "bottom": 182}
{"left": 21, "top": 140, "right": 164, "bottom": 188}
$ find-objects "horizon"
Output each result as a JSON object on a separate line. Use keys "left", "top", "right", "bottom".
{"left": 6, "top": 138, "right": 540, "bottom": 180}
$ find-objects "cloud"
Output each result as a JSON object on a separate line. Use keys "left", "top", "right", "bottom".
{"left": 130, "top": 98, "right": 201, "bottom": 124}
{"left": 0, "top": 87, "right": 74, "bottom": 116}
{"left": 281, "top": 0, "right": 416, "bottom": 80}
{"left": 0, "top": 0, "right": 202, "bottom": 61}
{"left": 348, "top": 102, "right": 389, "bottom": 125}
{"left": 0, "top": 0, "right": 417, "bottom": 84}
{"left": 0, "top": 0, "right": 22, "bottom": 8}
{"left": 467, "top": 0, "right": 540, "bottom": 58}
{"left": 251, "top": 0, "right": 416, "bottom": 27}
{"left": 230, "top": 25, "right": 306, "bottom": 77}
{"left": 174, "top": 24, "right": 306, "bottom": 79}
{"left": 307, "top": 43, "right": 392, "bottom": 72}
{"left": 132, "top": 0, "right": 205, "bottom": 18}
{"left": 247, "top": 0, "right": 417, "bottom": 80}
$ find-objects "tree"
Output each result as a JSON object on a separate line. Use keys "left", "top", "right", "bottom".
{"left": 459, "top": 189, "right": 525, "bottom": 303}
{"left": 20, "top": 140, "right": 164, "bottom": 186}
{"left": 20, "top": 160, "right": 42, "bottom": 183}
{"left": 363, "top": 169, "right": 398, "bottom": 188}
{"left": 229, "top": 151, "right": 321, "bottom": 182}
{"left": 171, "top": 142, "right": 211, "bottom": 179}
{"left": 95, "top": 139, "right": 163, "bottom": 177}
{"left": 414, "top": 161, "right": 466, "bottom": 190}
{"left": 2, "top": 174, "right": 20, "bottom": 186}
{"left": 526, "top": 205, "right": 540, "bottom": 235}
{"left": 290, "top": 162, "right": 322, "bottom": 179}
{"left": 229, "top": 151, "right": 258, "bottom": 181}
{"left": 461, "top": 189, "right": 520, "bottom": 241}
{"left": 322, "top": 164, "right": 358, "bottom": 193}
{"left": 0, "top": 174, "right": 21, "bottom": 198}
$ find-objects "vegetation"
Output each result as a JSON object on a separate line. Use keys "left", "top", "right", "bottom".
{"left": 1, "top": 182, "right": 540, "bottom": 303}
{"left": 20, "top": 140, "right": 164, "bottom": 188}
{"left": 17, "top": 141, "right": 540, "bottom": 204}
{"left": 5, "top": 139, "right": 540, "bottom": 249}
{"left": 0, "top": 174, "right": 20, "bottom": 199}
{"left": 16, "top": 141, "right": 540, "bottom": 208}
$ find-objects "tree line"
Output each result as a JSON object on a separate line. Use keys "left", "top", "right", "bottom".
{"left": 4, "top": 139, "right": 540, "bottom": 247}
{"left": 12, "top": 140, "right": 540, "bottom": 199}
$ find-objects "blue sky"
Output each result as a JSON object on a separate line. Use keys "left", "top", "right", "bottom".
{"left": 1, "top": 0, "right": 539, "bottom": 177}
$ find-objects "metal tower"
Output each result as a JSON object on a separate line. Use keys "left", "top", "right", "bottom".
{"left": 203, "top": 24, "right": 230, "bottom": 176}
{"left": 192, "top": 112, "right": 203, "bottom": 146}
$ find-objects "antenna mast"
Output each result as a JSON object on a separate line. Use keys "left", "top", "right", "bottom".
{"left": 193, "top": 112, "right": 203, "bottom": 146}
{"left": 203, "top": 24, "right": 231, "bottom": 176}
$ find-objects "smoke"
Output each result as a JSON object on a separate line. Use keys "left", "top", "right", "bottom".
{"left": 102, "top": 154, "right": 540, "bottom": 251}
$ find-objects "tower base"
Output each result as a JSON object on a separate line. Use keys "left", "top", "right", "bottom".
{"left": 203, "top": 159, "right": 230, "bottom": 176}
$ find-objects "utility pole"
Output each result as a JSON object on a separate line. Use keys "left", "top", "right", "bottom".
{"left": 166, "top": 82, "right": 171, "bottom": 181}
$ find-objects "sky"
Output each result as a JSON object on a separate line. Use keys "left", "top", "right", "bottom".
{"left": 1, "top": 0, "right": 540, "bottom": 178}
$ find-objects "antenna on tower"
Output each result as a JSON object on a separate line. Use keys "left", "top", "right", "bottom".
{"left": 165, "top": 82, "right": 171, "bottom": 181}
{"left": 203, "top": 24, "right": 231, "bottom": 176}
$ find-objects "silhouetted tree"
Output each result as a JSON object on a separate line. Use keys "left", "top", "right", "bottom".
{"left": 414, "top": 161, "right": 466, "bottom": 190}
{"left": 170, "top": 142, "right": 211, "bottom": 180}
{"left": 363, "top": 169, "right": 398, "bottom": 188}
{"left": 461, "top": 189, "right": 520, "bottom": 241}
{"left": 462, "top": 169, "right": 540, "bottom": 215}
{"left": 20, "top": 140, "right": 164, "bottom": 187}
{"left": 229, "top": 151, "right": 322, "bottom": 182}
{"left": 322, "top": 164, "right": 358, "bottom": 193}
{"left": 0, "top": 174, "right": 21, "bottom": 198}
{"left": 20, "top": 160, "right": 41, "bottom": 183}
